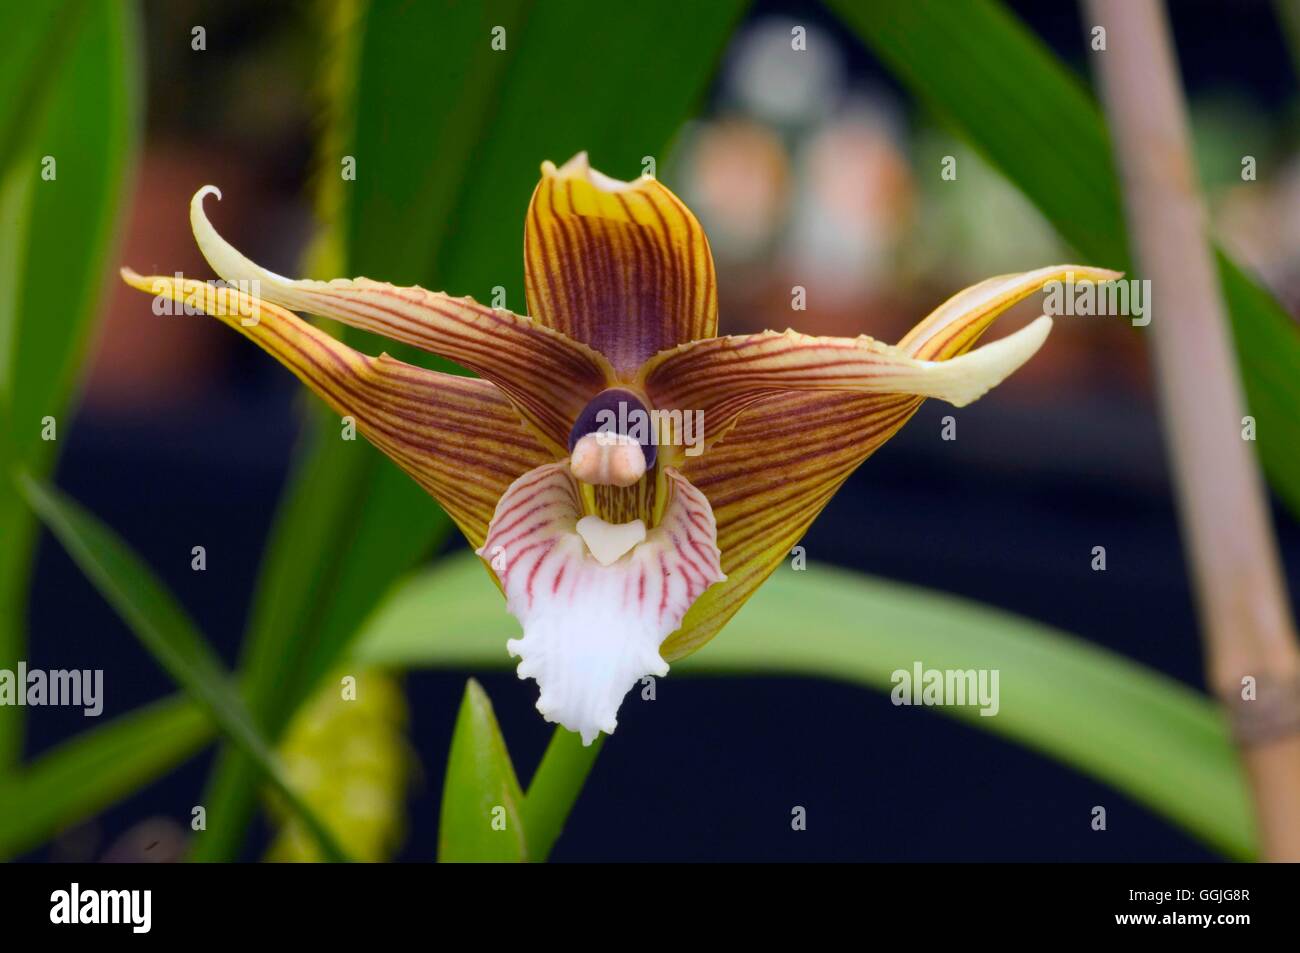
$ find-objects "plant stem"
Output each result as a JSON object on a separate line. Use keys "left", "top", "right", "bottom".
{"left": 1087, "top": 0, "right": 1300, "bottom": 859}
{"left": 521, "top": 729, "right": 604, "bottom": 861}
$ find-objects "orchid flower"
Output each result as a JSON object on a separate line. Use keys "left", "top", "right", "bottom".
{"left": 122, "top": 153, "right": 1117, "bottom": 745}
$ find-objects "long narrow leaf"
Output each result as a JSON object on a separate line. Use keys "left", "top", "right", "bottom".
{"left": 0, "top": 0, "right": 76, "bottom": 175}
{"left": 351, "top": 552, "right": 1256, "bottom": 860}
{"left": 17, "top": 476, "right": 353, "bottom": 863}
{"left": 0, "top": 695, "right": 211, "bottom": 859}
{"left": 0, "top": 0, "right": 140, "bottom": 769}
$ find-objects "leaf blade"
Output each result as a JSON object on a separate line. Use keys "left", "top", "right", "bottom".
{"left": 0, "top": 695, "right": 211, "bottom": 860}
{"left": 17, "top": 476, "right": 353, "bottom": 863}
{"left": 352, "top": 552, "right": 1256, "bottom": 860}
{"left": 0, "top": 0, "right": 141, "bottom": 769}
{"left": 438, "top": 678, "right": 528, "bottom": 862}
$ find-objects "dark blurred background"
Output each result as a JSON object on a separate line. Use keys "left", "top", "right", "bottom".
{"left": 21, "top": 0, "right": 1300, "bottom": 861}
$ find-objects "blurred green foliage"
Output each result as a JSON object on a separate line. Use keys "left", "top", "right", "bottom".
{"left": 17, "top": 475, "right": 351, "bottom": 861}
{"left": 0, "top": 0, "right": 140, "bottom": 768}
{"left": 267, "top": 668, "right": 411, "bottom": 862}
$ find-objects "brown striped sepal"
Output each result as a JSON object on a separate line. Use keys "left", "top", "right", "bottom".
{"left": 187, "top": 186, "right": 615, "bottom": 454}
{"left": 668, "top": 391, "right": 918, "bottom": 659}
{"left": 523, "top": 153, "right": 718, "bottom": 377}
{"left": 898, "top": 265, "right": 1122, "bottom": 360}
{"left": 119, "top": 269, "right": 552, "bottom": 548}
{"left": 660, "top": 266, "right": 1118, "bottom": 659}
{"left": 639, "top": 316, "right": 1055, "bottom": 456}
{"left": 476, "top": 462, "right": 724, "bottom": 744}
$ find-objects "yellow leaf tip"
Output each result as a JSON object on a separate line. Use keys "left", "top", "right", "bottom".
{"left": 1059, "top": 264, "right": 1125, "bottom": 282}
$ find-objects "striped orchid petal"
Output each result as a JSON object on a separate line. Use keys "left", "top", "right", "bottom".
{"left": 524, "top": 153, "right": 718, "bottom": 376}
{"left": 478, "top": 462, "right": 724, "bottom": 744}
{"left": 668, "top": 391, "right": 917, "bottom": 659}
{"left": 188, "top": 187, "right": 616, "bottom": 452}
{"left": 639, "top": 265, "right": 1120, "bottom": 457}
{"left": 896, "top": 265, "right": 1123, "bottom": 356}
{"left": 640, "top": 320, "right": 1050, "bottom": 458}
{"left": 120, "top": 269, "right": 551, "bottom": 547}
{"left": 659, "top": 266, "right": 1119, "bottom": 659}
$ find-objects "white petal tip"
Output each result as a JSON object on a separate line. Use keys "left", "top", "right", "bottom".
{"left": 936, "top": 314, "right": 1054, "bottom": 408}
{"left": 544, "top": 152, "right": 645, "bottom": 193}
{"left": 189, "top": 185, "right": 294, "bottom": 288}
{"left": 193, "top": 184, "right": 223, "bottom": 205}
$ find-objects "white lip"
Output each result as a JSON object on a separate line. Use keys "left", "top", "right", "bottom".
{"left": 478, "top": 462, "right": 725, "bottom": 744}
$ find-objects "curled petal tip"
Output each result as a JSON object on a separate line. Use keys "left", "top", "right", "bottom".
{"left": 189, "top": 182, "right": 296, "bottom": 289}
{"left": 193, "top": 184, "right": 223, "bottom": 206}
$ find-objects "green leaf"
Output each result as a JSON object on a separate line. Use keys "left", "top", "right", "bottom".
{"left": 0, "top": 0, "right": 75, "bottom": 175}
{"left": 823, "top": 0, "right": 1300, "bottom": 519}
{"left": 0, "top": 0, "right": 140, "bottom": 769}
{"left": 191, "top": 418, "right": 440, "bottom": 861}
{"left": 16, "top": 476, "right": 354, "bottom": 863}
{"left": 352, "top": 552, "right": 1256, "bottom": 860}
{"left": 438, "top": 679, "right": 527, "bottom": 862}
{"left": 0, "top": 695, "right": 211, "bottom": 860}
{"left": 193, "top": 0, "right": 748, "bottom": 860}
